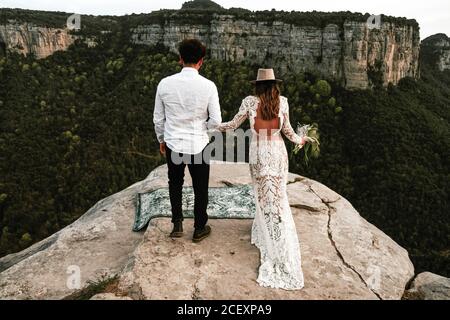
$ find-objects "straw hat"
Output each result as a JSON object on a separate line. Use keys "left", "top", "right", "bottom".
{"left": 250, "top": 68, "right": 283, "bottom": 84}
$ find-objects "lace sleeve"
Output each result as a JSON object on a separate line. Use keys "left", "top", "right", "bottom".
{"left": 281, "top": 98, "right": 305, "bottom": 145}
{"left": 217, "top": 97, "right": 249, "bottom": 131}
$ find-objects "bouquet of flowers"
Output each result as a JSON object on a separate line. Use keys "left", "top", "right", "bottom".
{"left": 292, "top": 123, "right": 320, "bottom": 165}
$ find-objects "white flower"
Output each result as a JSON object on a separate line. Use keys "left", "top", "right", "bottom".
{"left": 296, "top": 123, "right": 311, "bottom": 138}
{"left": 292, "top": 122, "right": 320, "bottom": 165}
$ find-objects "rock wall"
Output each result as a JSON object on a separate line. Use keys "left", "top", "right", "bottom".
{"left": 421, "top": 33, "right": 450, "bottom": 71}
{"left": 131, "top": 14, "right": 420, "bottom": 89}
{"left": 0, "top": 22, "right": 76, "bottom": 59}
{"left": 403, "top": 272, "right": 450, "bottom": 300}
{"left": 0, "top": 12, "right": 421, "bottom": 89}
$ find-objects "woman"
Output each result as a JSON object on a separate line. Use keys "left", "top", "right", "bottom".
{"left": 217, "top": 69, "right": 311, "bottom": 290}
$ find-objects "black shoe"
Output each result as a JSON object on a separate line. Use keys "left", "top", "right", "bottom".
{"left": 192, "top": 225, "right": 211, "bottom": 243}
{"left": 170, "top": 221, "right": 183, "bottom": 238}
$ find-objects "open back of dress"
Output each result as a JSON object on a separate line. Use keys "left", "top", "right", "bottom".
{"left": 253, "top": 103, "right": 281, "bottom": 136}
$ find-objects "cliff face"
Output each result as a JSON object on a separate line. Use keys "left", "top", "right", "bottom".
{"left": 0, "top": 22, "right": 75, "bottom": 59}
{"left": 131, "top": 14, "right": 420, "bottom": 89}
{"left": 0, "top": 162, "right": 416, "bottom": 300}
{"left": 421, "top": 33, "right": 450, "bottom": 71}
{"left": 0, "top": 10, "right": 421, "bottom": 89}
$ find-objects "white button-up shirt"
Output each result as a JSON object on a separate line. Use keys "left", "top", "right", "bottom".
{"left": 153, "top": 67, "right": 222, "bottom": 155}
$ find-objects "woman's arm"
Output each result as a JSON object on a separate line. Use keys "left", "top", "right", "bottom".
{"left": 216, "top": 97, "right": 249, "bottom": 132}
{"left": 281, "top": 98, "right": 305, "bottom": 145}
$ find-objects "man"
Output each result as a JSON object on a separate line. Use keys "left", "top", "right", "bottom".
{"left": 153, "top": 39, "right": 221, "bottom": 242}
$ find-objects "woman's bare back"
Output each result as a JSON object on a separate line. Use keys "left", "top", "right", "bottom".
{"left": 253, "top": 104, "right": 280, "bottom": 136}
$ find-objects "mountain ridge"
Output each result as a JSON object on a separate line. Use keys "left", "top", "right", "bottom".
{"left": 0, "top": 7, "right": 420, "bottom": 89}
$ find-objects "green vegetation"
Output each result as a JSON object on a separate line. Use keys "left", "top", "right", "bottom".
{"left": 0, "top": 8, "right": 120, "bottom": 37}
{"left": 181, "top": 0, "right": 224, "bottom": 11}
{"left": 0, "top": 8, "right": 68, "bottom": 28}
{"left": 0, "top": 28, "right": 170, "bottom": 256}
{"left": 421, "top": 34, "right": 450, "bottom": 72}
{"left": 62, "top": 275, "right": 119, "bottom": 300}
{"left": 0, "top": 6, "right": 419, "bottom": 31}
{"left": 124, "top": 9, "right": 418, "bottom": 30}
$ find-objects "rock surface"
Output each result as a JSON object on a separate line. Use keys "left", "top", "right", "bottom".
{"left": 90, "top": 293, "right": 132, "bottom": 300}
{"left": 0, "top": 10, "right": 420, "bottom": 89}
{"left": 403, "top": 272, "right": 450, "bottom": 300}
{"left": 0, "top": 23, "right": 76, "bottom": 59}
{"left": 0, "top": 162, "right": 415, "bottom": 300}
{"left": 131, "top": 15, "right": 420, "bottom": 89}
{"left": 421, "top": 33, "right": 450, "bottom": 71}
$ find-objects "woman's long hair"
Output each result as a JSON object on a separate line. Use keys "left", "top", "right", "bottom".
{"left": 255, "top": 81, "right": 280, "bottom": 120}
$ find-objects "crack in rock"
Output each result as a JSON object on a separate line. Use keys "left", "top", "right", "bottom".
{"left": 307, "top": 186, "right": 383, "bottom": 300}
{"left": 186, "top": 248, "right": 202, "bottom": 300}
{"left": 219, "top": 180, "right": 238, "bottom": 187}
{"left": 192, "top": 279, "right": 201, "bottom": 300}
{"left": 291, "top": 203, "right": 326, "bottom": 213}
{"left": 124, "top": 282, "right": 144, "bottom": 300}
{"left": 287, "top": 177, "right": 305, "bottom": 185}
{"left": 0, "top": 233, "right": 59, "bottom": 273}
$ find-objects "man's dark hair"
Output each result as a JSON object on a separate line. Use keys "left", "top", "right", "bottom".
{"left": 178, "top": 39, "right": 206, "bottom": 64}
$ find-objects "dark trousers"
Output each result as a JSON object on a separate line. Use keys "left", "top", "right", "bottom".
{"left": 166, "top": 146, "right": 210, "bottom": 230}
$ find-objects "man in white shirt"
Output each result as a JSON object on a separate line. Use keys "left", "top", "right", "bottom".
{"left": 153, "top": 39, "right": 222, "bottom": 243}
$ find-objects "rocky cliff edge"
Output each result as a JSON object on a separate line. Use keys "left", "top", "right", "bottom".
{"left": 0, "top": 162, "right": 418, "bottom": 300}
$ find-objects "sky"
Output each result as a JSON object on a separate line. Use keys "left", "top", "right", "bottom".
{"left": 1, "top": 0, "right": 449, "bottom": 39}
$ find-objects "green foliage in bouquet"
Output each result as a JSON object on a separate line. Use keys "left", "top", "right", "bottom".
{"left": 292, "top": 123, "right": 320, "bottom": 166}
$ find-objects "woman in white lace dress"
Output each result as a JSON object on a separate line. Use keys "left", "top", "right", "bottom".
{"left": 217, "top": 69, "right": 311, "bottom": 290}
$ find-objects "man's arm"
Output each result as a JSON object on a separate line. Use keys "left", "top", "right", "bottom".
{"left": 153, "top": 83, "right": 166, "bottom": 154}
{"left": 206, "top": 83, "right": 222, "bottom": 130}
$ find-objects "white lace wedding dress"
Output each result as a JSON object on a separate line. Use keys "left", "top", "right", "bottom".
{"left": 217, "top": 95, "right": 305, "bottom": 290}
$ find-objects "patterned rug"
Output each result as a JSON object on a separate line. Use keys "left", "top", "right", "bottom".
{"left": 133, "top": 185, "right": 256, "bottom": 231}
